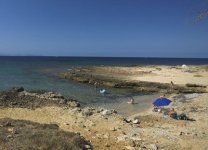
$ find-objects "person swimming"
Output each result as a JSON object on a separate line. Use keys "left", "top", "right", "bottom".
{"left": 99, "top": 89, "right": 106, "bottom": 94}
{"left": 127, "top": 97, "right": 135, "bottom": 104}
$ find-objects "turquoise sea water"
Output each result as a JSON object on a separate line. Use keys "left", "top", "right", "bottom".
{"left": 0, "top": 56, "right": 208, "bottom": 115}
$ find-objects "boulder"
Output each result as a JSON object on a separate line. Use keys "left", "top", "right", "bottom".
{"left": 67, "top": 101, "right": 80, "bottom": 107}
{"left": 59, "top": 99, "right": 67, "bottom": 104}
{"left": 12, "top": 87, "right": 24, "bottom": 92}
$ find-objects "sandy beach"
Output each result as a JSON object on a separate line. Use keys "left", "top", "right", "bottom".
{"left": 0, "top": 65, "right": 208, "bottom": 150}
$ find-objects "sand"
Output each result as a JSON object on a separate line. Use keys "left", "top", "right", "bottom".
{"left": 91, "top": 65, "right": 208, "bottom": 86}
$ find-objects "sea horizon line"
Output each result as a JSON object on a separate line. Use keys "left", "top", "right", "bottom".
{"left": 0, "top": 55, "right": 208, "bottom": 59}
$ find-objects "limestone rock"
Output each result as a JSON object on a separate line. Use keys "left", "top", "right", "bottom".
{"left": 132, "top": 119, "right": 139, "bottom": 124}
{"left": 67, "top": 101, "right": 80, "bottom": 107}
{"left": 11, "top": 87, "right": 24, "bottom": 92}
{"left": 102, "top": 109, "right": 112, "bottom": 115}
{"left": 84, "top": 144, "right": 91, "bottom": 149}
{"left": 149, "top": 144, "right": 158, "bottom": 150}
{"left": 82, "top": 108, "right": 93, "bottom": 116}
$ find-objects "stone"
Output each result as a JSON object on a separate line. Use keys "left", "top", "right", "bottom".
{"left": 102, "top": 109, "right": 112, "bottom": 115}
{"left": 12, "top": 87, "right": 24, "bottom": 92}
{"left": 18, "top": 92, "right": 25, "bottom": 97}
{"left": 59, "top": 99, "right": 66, "bottom": 104}
{"left": 103, "top": 133, "right": 109, "bottom": 139}
{"left": 56, "top": 93, "right": 64, "bottom": 99}
{"left": 180, "top": 132, "right": 185, "bottom": 136}
{"left": 12, "top": 129, "right": 18, "bottom": 134}
{"left": 124, "top": 118, "right": 132, "bottom": 123}
{"left": 82, "top": 109, "right": 93, "bottom": 116}
{"left": 131, "top": 136, "right": 142, "bottom": 141}
{"left": 110, "top": 127, "right": 116, "bottom": 131}
{"left": 10, "top": 102, "right": 17, "bottom": 105}
{"left": 117, "top": 135, "right": 128, "bottom": 142}
{"left": 132, "top": 119, "right": 139, "bottom": 124}
{"left": 121, "top": 131, "right": 126, "bottom": 135}
{"left": 111, "top": 109, "right": 117, "bottom": 113}
{"left": 149, "top": 144, "right": 158, "bottom": 150}
{"left": 4, "top": 121, "right": 12, "bottom": 127}
{"left": 124, "top": 146, "right": 136, "bottom": 150}
{"left": 7, "top": 135, "right": 13, "bottom": 139}
{"left": 84, "top": 145, "right": 91, "bottom": 149}
{"left": 129, "top": 140, "right": 136, "bottom": 147}
{"left": 67, "top": 101, "right": 80, "bottom": 107}
{"left": 64, "top": 122, "right": 69, "bottom": 125}
{"left": 99, "top": 108, "right": 104, "bottom": 112}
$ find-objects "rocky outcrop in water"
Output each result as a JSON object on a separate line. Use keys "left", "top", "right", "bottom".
{"left": 0, "top": 87, "right": 80, "bottom": 109}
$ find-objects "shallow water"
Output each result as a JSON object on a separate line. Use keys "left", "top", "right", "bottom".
{"left": 1, "top": 56, "right": 207, "bottom": 115}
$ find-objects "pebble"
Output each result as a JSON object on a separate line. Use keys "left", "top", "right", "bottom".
{"left": 64, "top": 122, "right": 69, "bottom": 125}
{"left": 180, "top": 131, "right": 185, "bottom": 136}
{"left": 105, "top": 143, "right": 110, "bottom": 147}
{"left": 7, "top": 135, "right": 13, "bottom": 139}
{"left": 149, "top": 144, "right": 158, "bottom": 150}
{"left": 117, "top": 135, "right": 128, "bottom": 142}
{"left": 84, "top": 145, "right": 91, "bottom": 149}
{"left": 102, "top": 109, "right": 112, "bottom": 115}
{"left": 110, "top": 127, "right": 116, "bottom": 131}
{"left": 59, "top": 99, "right": 66, "bottom": 104}
{"left": 133, "top": 119, "right": 139, "bottom": 124}
{"left": 103, "top": 133, "right": 109, "bottom": 139}
{"left": 129, "top": 140, "right": 136, "bottom": 147}
{"left": 124, "top": 146, "right": 136, "bottom": 150}
{"left": 124, "top": 118, "right": 132, "bottom": 123}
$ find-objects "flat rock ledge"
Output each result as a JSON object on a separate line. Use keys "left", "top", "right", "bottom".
{"left": 60, "top": 67, "right": 207, "bottom": 94}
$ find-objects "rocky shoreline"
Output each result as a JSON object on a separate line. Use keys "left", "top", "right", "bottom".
{"left": 60, "top": 66, "right": 207, "bottom": 94}
{"left": 0, "top": 87, "right": 80, "bottom": 109}
{"left": 0, "top": 87, "right": 208, "bottom": 149}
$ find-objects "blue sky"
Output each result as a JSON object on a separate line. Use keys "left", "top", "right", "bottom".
{"left": 0, "top": 0, "right": 208, "bottom": 57}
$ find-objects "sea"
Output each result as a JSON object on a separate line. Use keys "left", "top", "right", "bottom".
{"left": 0, "top": 56, "right": 208, "bottom": 116}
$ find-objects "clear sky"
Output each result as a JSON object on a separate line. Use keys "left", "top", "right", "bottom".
{"left": 0, "top": 0, "right": 208, "bottom": 58}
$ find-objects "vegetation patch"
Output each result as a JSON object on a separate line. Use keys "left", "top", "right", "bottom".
{"left": 194, "top": 74, "right": 203, "bottom": 77}
{"left": 0, "top": 118, "right": 92, "bottom": 150}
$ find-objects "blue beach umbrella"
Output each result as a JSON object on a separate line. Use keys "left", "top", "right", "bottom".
{"left": 153, "top": 98, "right": 172, "bottom": 107}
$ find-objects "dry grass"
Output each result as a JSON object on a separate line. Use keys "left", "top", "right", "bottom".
{"left": 155, "top": 67, "right": 162, "bottom": 71}
{"left": 0, "top": 118, "right": 91, "bottom": 150}
{"left": 194, "top": 74, "right": 203, "bottom": 77}
{"left": 202, "top": 65, "right": 208, "bottom": 72}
